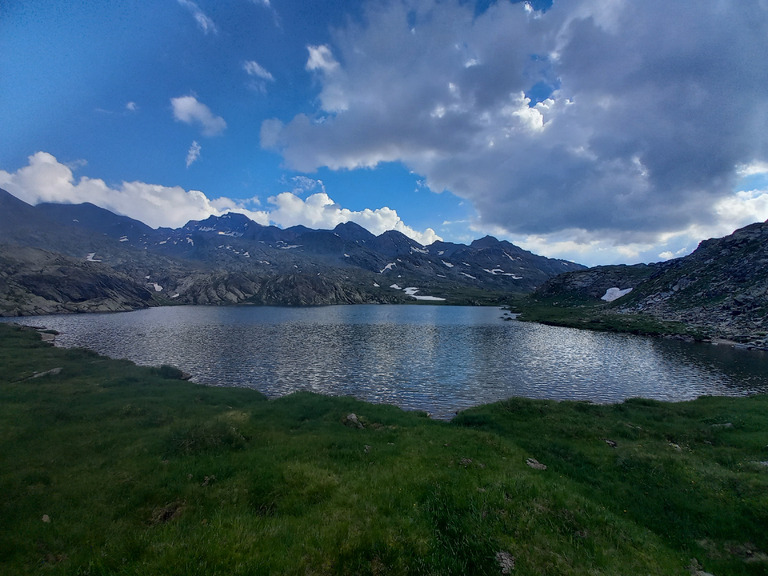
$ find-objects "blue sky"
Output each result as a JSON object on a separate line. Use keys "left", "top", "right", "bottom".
{"left": 2, "top": 0, "right": 768, "bottom": 266}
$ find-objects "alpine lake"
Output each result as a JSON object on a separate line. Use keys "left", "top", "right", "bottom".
{"left": 4, "top": 304, "right": 767, "bottom": 419}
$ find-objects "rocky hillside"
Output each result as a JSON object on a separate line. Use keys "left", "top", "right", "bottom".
{"left": 533, "top": 220, "right": 768, "bottom": 347}
{"left": 0, "top": 188, "right": 584, "bottom": 315}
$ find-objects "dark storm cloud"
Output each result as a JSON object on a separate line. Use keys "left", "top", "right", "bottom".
{"left": 261, "top": 0, "right": 768, "bottom": 245}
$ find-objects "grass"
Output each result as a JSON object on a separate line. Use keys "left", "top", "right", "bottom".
{"left": 512, "top": 296, "right": 705, "bottom": 339}
{"left": 1, "top": 323, "right": 767, "bottom": 575}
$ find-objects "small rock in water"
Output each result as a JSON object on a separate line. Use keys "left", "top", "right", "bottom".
{"left": 526, "top": 458, "right": 547, "bottom": 470}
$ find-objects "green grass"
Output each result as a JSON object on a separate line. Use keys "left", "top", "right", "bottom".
{"left": 1, "top": 323, "right": 766, "bottom": 575}
{"left": 512, "top": 296, "right": 704, "bottom": 338}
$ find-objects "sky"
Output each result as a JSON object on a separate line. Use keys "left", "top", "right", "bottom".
{"left": 2, "top": 0, "right": 768, "bottom": 266}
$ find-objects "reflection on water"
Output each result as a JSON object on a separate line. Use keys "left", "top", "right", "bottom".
{"left": 4, "top": 305, "right": 767, "bottom": 419}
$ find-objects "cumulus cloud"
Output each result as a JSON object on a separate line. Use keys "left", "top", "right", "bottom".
{"left": 262, "top": 0, "right": 768, "bottom": 257}
{"left": 267, "top": 191, "right": 441, "bottom": 245}
{"left": 0, "top": 152, "right": 267, "bottom": 228}
{"left": 171, "top": 95, "right": 226, "bottom": 136}
{"left": 125, "top": 101, "right": 138, "bottom": 112}
{"left": 177, "top": 0, "right": 217, "bottom": 35}
{"left": 0, "top": 152, "right": 440, "bottom": 245}
{"left": 185, "top": 141, "right": 202, "bottom": 168}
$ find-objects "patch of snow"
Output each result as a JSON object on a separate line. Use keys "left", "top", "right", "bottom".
{"left": 158, "top": 240, "right": 167, "bottom": 245}
{"left": 461, "top": 272, "right": 477, "bottom": 280}
{"left": 145, "top": 275, "right": 151, "bottom": 279}
{"left": 171, "top": 293, "right": 180, "bottom": 299}
{"left": 410, "top": 246, "right": 428, "bottom": 255}
{"left": 85, "top": 253, "right": 101, "bottom": 262}
{"left": 403, "top": 286, "right": 447, "bottom": 301}
{"left": 380, "top": 262, "right": 396, "bottom": 273}
{"left": 442, "top": 260, "right": 454, "bottom": 268}
{"left": 483, "top": 268, "right": 505, "bottom": 275}
{"left": 243, "top": 252, "right": 250, "bottom": 257}
{"left": 186, "top": 237, "right": 194, "bottom": 245}
{"left": 462, "top": 262, "right": 471, "bottom": 267}
{"left": 151, "top": 283, "right": 163, "bottom": 292}
{"left": 601, "top": 287, "right": 633, "bottom": 302}
{"left": 217, "top": 231, "right": 242, "bottom": 237}
{"left": 119, "top": 236, "right": 128, "bottom": 242}
{"left": 72, "top": 219, "right": 79, "bottom": 223}
{"left": 344, "top": 253, "right": 350, "bottom": 258}
{"left": 390, "top": 284, "right": 402, "bottom": 290}
{"left": 198, "top": 226, "right": 215, "bottom": 232}
{"left": 279, "top": 244, "right": 301, "bottom": 250}
{"left": 437, "top": 250, "right": 445, "bottom": 256}
{"left": 504, "top": 274, "right": 523, "bottom": 279}
{"left": 373, "top": 283, "right": 380, "bottom": 288}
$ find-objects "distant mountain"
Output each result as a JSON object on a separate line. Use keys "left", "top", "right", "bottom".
{"left": 533, "top": 220, "right": 768, "bottom": 346}
{"left": 0, "top": 188, "right": 585, "bottom": 315}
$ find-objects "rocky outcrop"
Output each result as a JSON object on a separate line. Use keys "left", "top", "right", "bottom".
{"left": 533, "top": 220, "right": 768, "bottom": 347}
{"left": 0, "top": 245, "right": 153, "bottom": 316}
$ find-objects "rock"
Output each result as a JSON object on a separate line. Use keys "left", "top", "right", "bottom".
{"left": 604, "top": 439, "right": 617, "bottom": 448}
{"left": 30, "top": 367, "right": 62, "bottom": 379}
{"left": 41, "top": 514, "right": 50, "bottom": 523}
{"left": 496, "top": 551, "right": 515, "bottom": 574}
{"left": 343, "top": 413, "right": 364, "bottom": 429}
{"left": 526, "top": 457, "right": 547, "bottom": 470}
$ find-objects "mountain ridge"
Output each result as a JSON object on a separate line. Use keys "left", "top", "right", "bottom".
{"left": 532, "top": 219, "right": 768, "bottom": 347}
{"left": 0, "top": 188, "right": 584, "bottom": 315}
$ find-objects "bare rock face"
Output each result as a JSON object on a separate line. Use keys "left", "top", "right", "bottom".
{"left": 0, "top": 246, "right": 153, "bottom": 316}
{"left": 534, "top": 220, "right": 768, "bottom": 347}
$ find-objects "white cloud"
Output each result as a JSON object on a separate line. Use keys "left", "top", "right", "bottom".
{"left": 125, "top": 101, "right": 138, "bottom": 112}
{"left": 243, "top": 60, "right": 275, "bottom": 82}
{"left": 0, "top": 152, "right": 439, "bottom": 245}
{"left": 263, "top": 0, "right": 768, "bottom": 261}
{"left": 267, "top": 191, "right": 441, "bottom": 245}
{"left": 185, "top": 141, "right": 202, "bottom": 168}
{"left": 171, "top": 95, "right": 226, "bottom": 136}
{"left": 306, "top": 45, "right": 339, "bottom": 73}
{"left": 177, "top": 0, "right": 217, "bottom": 35}
{"left": 0, "top": 152, "right": 267, "bottom": 228}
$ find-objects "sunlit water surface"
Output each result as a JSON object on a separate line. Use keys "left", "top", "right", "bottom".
{"left": 5, "top": 305, "right": 767, "bottom": 419}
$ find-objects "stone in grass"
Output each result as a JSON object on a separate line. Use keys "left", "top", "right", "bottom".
{"left": 496, "top": 551, "right": 515, "bottom": 574}
{"left": 343, "top": 413, "right": 364, "bottom": 429}
{"left": 526, "top": 458, "right": 547, "bottom": 470}
{"left": 42, "top": 514, "right": 51, "bottom": 523}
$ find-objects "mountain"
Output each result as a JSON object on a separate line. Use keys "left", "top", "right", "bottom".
{"left": 0, "top": 188, "right": 585, "bottom": 315}
{"left": 533, "top": 220, "right": 768, "bottom": 346}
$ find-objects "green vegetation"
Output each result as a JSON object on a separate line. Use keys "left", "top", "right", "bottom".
{"left": 1, "top": 323, "right": 766, "bottom": 575}
{"left": 511, "top": 296, "right": 705, "bottom": 339}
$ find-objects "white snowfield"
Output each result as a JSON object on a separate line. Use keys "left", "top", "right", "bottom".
{"left": 601, "top": 287, "right": 633, "bottom": 302}
{"left": 402, "top": 286, "right": 446, "bottom": 301}
{"left": 380, "top": 262, "right": 396, "bottom": 273}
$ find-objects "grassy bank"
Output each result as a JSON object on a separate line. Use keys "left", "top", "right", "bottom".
{"left": 1, "top": 323, "right": 766, "bottom": 575}
{"left": 510, "top": 296, "right": 704, "bottom": 339}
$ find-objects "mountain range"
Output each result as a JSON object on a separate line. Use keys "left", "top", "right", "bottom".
{"left": 0, "top": 188, "right": 584, "bottom": 315}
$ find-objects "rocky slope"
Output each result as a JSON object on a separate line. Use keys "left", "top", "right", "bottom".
{"left": 0, "top": 188, "right": 584, "bottom": 315}
{"left": 533, "top": 220, "right": 768, "bottom": 347}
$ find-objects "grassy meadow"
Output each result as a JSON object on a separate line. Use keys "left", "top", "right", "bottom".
{"left": 1, "top": 323, "right": 766, "bottom": 575}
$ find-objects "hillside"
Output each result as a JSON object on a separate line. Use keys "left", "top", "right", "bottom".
{"left": 527, "top": 220, "right": 768, "bottom": 347}
{"left": 0, "top": 188, "right": 584, "bottom": 315}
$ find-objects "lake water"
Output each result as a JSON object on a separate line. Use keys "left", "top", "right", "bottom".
{"left": 4, "top": 305, "right": 768, "bottom": 419}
